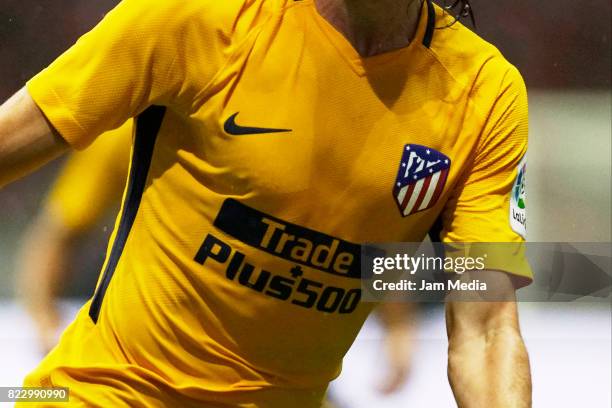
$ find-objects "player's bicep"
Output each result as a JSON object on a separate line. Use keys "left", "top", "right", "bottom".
{"left": 0, "top": 87, "right": 69, "bottom": 187}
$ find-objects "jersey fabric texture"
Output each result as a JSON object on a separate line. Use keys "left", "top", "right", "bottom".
{"left": 23, "top": 0, "right": 530, "bottom": 406}
{"left": 45, "top": 121, "right": 132, "bottom": 232}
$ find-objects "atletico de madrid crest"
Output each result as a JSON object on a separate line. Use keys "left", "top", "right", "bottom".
{"left": 393, "top": 144, "right": 451, "bottom": 217}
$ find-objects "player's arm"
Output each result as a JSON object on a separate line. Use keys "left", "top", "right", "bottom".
{"left": 437, "top": 63, "right": 532, "bottom": 407}
{"left": 2, "top": 0, "right": 202, "bottom": 190}
{"left": 445, "top": 271, "right": 531, "bottom": 408}
{"left": 0, "top": 88, "right": 69, "bottom": 187}
{"left": 0, "top": 88, "right": 70, "bottom": 350}
{"left": 376, "top": 302, "right": 417, "bottom": 394}
{"left": 16, "top": 210, "right": 73, "bottom": 353}
{"left": 2, "top": 0, "right": 231, "bottom": 189}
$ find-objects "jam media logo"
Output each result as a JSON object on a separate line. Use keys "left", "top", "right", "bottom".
{"left": 510, "top": 157, "right": 527, "bottom": 238}
{"left": 393, "top": 144, "right": 451, "bottom": 217}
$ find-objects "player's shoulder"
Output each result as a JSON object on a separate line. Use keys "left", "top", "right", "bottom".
{"left": 121, "top": 0, "right": 287, "bottom": 42}
{"left": 427, "top": 6, "right": 524, "bottom": 97}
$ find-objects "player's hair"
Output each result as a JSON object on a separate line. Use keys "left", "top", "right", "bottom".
{"left": 438, "top": 0, "right": 476, "bottom": 28}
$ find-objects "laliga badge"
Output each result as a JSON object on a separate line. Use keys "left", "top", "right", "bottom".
{"left": 510, "top": 156, "right": 527, "bottom": 239}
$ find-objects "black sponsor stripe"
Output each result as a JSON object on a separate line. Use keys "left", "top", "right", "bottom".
{"left": 88, "top": 106, "right": 166, "bottom": 323}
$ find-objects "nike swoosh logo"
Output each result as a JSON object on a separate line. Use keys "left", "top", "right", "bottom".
{"left": 223, "top": 112, "right": 292, "bottom": 135}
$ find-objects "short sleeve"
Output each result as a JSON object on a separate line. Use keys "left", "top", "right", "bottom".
{"left": 440, "top": 66, "right": 532, "bottom": 284}
{"left": 45, "top": 121, "right": 132, "bottom": 232}
{"left": 26, "top": 0, "right": 188, "bottom": 149}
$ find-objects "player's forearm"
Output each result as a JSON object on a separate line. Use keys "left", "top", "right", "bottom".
{"left": 377, "top": 302, "right": 417, "bottom": 394}
{"left": 16, "top": 213, "right": 74, "bottom": 333}
{"left": 0, "top": 87, "right": 68, "bottom": 187}
{"left": 447, "top": 304, "right": 532, "bottom": 408}
{"left": 377, "top": 302, "right": 415, "bottom": 330}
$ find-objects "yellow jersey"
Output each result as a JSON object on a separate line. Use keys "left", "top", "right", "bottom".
{"left": 45, "top": 121, "right": 132, "bottom": 232}
{"left": 23, "top": 0, "right": 530, "bottom": 406}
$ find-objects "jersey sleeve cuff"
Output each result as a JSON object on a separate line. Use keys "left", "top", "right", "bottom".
{"left": 26, "top": 76, "right": 92, "bottom": 150}
{"left": 442, "top": 241, "right": 533, "bottom": 289}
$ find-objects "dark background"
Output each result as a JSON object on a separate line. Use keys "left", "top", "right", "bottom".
{"left": 1, "top": 0, "right": 610, "bottom": 102}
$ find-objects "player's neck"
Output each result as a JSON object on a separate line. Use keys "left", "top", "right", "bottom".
{"left": 314, "top": 0, "right": 423, "bottom": 57}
